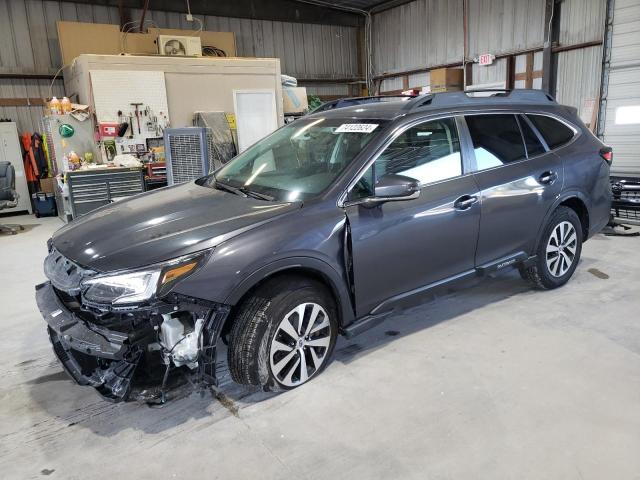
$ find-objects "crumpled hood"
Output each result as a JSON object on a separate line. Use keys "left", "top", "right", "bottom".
{"left": 53, "top": 181, "right": 299, "bottom": 271}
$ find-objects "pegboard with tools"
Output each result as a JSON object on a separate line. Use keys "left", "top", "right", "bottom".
{"left": 90, "top": 70, "right": 171, "bottom": 160}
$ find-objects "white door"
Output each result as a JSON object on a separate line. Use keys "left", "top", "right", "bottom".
{"left": 233, "top": 90, "right": 278, "bottom": 153}
{"left": 601, "top": 0, "right": 640, "bottom": 177}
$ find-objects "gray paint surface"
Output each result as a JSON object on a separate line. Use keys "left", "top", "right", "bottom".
{"left": 50, "top": 95, "right": 612, "bottom": 328}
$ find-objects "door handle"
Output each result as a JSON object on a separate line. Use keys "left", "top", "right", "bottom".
{"left": 538, "top": 171, "right": 558, "bottom": 185}
{"left": 454, "top": 195, "right": 478, "bottom": 210}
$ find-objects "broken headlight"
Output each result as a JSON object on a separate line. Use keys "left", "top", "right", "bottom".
{"left": 81, "top": 250, "right": 210, "bottom": 306}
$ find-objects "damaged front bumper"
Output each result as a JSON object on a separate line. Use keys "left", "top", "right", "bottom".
{"left": 35, "top": 281, "right": 230, "bottom": 403}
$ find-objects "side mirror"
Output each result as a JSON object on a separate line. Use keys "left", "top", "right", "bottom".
{"left": 374, "top": 173, "right": 420, "bottom": 201}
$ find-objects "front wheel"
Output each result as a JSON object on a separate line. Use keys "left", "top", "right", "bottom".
{"left": 520, "top": 206, "right": 583, "bottom": 290}
{"left": 227, "top": 276, "right": 338, "bottom": 390}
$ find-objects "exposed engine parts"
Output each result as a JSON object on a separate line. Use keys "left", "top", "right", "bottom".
{"left": 157, "top": 313, "right": 205, "bottom": 368}
{"left": 36, "top": 275, "right": 231, "bottom": 404}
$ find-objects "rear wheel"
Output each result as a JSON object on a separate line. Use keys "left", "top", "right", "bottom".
{"left": 227, "top": 276, "right": 338, "bottom": 390}
{"left": 520, "top": 206, "right": 583, "bottom": 290}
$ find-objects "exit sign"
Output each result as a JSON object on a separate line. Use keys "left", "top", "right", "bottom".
{"left": 478, "top": 53, "right": 494, "bottom": 66}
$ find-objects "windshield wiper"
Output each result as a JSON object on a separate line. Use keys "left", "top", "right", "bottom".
{"left": 214, "top": 180, "right": 247, "bottom": 197}
{"left": 214, "top": 180, "right": 274, "bottom": 201}
{"left": 238, "top": 187, "right": 274, "bottom": 201}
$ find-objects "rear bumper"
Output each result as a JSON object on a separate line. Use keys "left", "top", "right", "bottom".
{"left": 35, "top": 281, "right": 142, "bottom": 401}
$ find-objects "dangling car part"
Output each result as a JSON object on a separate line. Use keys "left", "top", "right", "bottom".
{"left": 36, "top": 247, "right": 230, "bottom": 403}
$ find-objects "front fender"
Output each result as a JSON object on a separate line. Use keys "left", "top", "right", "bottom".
{"left": 223, "top": 256, "right": 356, "bottom": 328}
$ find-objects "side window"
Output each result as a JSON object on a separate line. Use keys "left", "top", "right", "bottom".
{"left": 466, "top": 114, "right": 526, "bottom": 171}
{"left": 518, "top": 115, "right": 546, "bottom": 157}
{"left": 374, "top": 118, "right": 462, "bottom": 186}
{"left": 349, "top": 164, "right": 375, "bottom": 200}
{"left": 526, "top": 114, "right": 575, "bottom": 149}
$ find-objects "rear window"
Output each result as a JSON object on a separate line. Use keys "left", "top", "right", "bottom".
{"left": 526, "top": 114, "right": 575, "bottom": 149}
{"left": 465, "top": 114, "right": 526, "bottom": 171}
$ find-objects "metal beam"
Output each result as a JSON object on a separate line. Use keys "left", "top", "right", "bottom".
{"left": 372, "top": 40, "right": 603, "bottom": 82}
{"left": 541, "top": 0, "right": 561, "bottom": 95}
{"left": 369, "top": 0, "right": 420, "bottom": 14}
{"left": 0, "top": 98, "right": 48, "bottom": 107}
{"left": 56, "top": 0, "right": 363, "bottom": 27}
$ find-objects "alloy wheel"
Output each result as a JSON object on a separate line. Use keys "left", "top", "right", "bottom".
{"left": 546, "top": 221, "right": 577, "bottom": 277}
{"left": 269, "top": 302, "right": 332, "bottom": 387}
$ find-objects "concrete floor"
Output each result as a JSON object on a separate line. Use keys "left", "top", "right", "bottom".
{"left": 1, "top": 213, "right": 639, "bottom": 480}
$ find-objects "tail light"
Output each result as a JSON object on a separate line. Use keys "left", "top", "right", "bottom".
{"left": 600, "top": 146, "right": 613, "bottom": 165}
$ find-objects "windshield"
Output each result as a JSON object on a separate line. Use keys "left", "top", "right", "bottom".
{"left": 204, "top": 118, "right": 386, "bottom": 201}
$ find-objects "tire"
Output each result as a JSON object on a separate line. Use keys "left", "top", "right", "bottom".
{"left": 520, "top": 206, "right": 583, "bottom": 290}
{"left": 227, "top": 276, "right": 338, "bottom": 391}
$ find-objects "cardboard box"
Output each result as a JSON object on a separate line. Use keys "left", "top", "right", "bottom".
{"left": 40, "top": 177, "right": 57, "bottom": 194}
{"left": 430, "top": 68, "right": 464, "bottom": 93}
{"left": 57, "top": 21, "right": 120, "bottom": 66}
{"left": 283, "top": 87, "right": 309, "bottom": 114}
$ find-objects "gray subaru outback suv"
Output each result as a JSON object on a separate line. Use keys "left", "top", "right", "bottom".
{"left": 36, "top": 90, "right": 612, "bottom": 402}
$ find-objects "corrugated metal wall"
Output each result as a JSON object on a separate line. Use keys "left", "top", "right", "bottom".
{"left": 0, "top": 0, "right": 359, "bottom": 133}
{"left": 555, "top": 0, "right": 606, "bottom": 126}
{"left": 558, "top": 0, "right": 606, "bottom": 45}
{"left": 372, "top": 0, "right": 605, "bottom": 126}
{"left": 372, "top": 0, "right": 463, "bottom": 77}
{"left": 555, "top": 46, "right": 602, "bottom": 124}
{"left": 0, "top": 80, "right": 65, "bottom": 135}
{"left": 467, "top": 0, "right": 545, "bottom": 57}
{"left": 372, "top": 0, "right": 546, "bottom": 81}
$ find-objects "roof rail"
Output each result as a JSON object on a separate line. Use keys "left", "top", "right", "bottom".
{"left": 402, "top": 89, "right": 556, "bottom": 112}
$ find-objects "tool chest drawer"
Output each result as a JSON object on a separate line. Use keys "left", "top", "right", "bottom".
{"left": 67, "top": 168, "right": 144, "bottom": 218}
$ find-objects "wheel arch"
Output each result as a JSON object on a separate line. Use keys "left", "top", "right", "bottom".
{"left": 559, "top": 196, "right": 589, "bottom": 239}
{"left": 223, "top": 257, "right": 355, "bottom": 330}
{"left": 535, "top": 191, "right": 590, "bottom": 251}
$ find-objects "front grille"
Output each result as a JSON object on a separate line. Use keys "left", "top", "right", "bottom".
{"left": 44, "top": 248, "right": 95, "bottom": 295}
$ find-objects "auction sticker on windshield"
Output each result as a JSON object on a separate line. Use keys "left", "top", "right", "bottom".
{"left": 335, "top": 123, "right": 379, "bottom": 133}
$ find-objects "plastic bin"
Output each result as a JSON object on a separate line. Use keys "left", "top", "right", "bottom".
{"left": 32, "top": 192, "right": 57, "bottom": 218}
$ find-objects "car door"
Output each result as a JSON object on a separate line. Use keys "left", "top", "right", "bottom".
{"left": 463, "top": 113, "right": 564, "bottom": 267}
{"left": 341, "top": 116, "right": 481, "bottom": 317}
